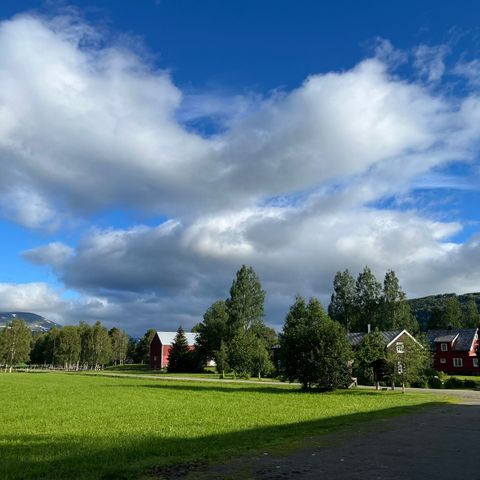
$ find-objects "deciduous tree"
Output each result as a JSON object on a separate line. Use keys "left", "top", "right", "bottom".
{"left": 195, "top": 300, "right": 229, "bottom": 364}
{"left": 380, "top": 270, "right": 418, "bottom": 332}
{"left": 226, "top": 265, "right": 265, "bottom": 335}
{"left": 355, "top": 266, "right": 382, "bottom": 331}
{"left": 0, "top": 319, "right": 32, "bottom": 372}
{"left": 328, "top": 269, "right": 356, "bottom": 332}
{"left": 280, "top": 296, "right": 352, "bottom": 391}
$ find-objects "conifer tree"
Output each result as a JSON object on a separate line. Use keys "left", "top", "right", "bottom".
{"left": 167, "top": 326, "right": 193, "bottom": 373}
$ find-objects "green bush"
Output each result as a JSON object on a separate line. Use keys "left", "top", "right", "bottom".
{"left": 444, "top": 377, "right": 464, "bottom": 389}
{"left": 463, "top": 379, "right": 477, "bottom": 389}
{"left": 427, "top": 376, "right": 443, "bottom": 389}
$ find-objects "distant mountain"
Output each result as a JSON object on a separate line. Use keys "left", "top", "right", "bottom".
{"left": 0, "top": 312, "right": 61, "bottom": 332}
{"left": 408, "top": 292, "right": 480, "bottom": 330}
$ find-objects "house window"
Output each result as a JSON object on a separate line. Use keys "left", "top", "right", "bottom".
{"left": 440, "top": 358, "right": 446, "bottom": 364}
{"left": 473, "top": 358, "right": 479, "bottom": 368}
{"left": 396, "top": 342, "right": 404, "bottom": 353}
{"left": 397, "top": 362, "right": 403, "bottom": 374}
{"left": 441, "top": 343, "right": 448, "bottom": 352}
{"left": 453, "top": 358, "right": 463, "bottom": 368}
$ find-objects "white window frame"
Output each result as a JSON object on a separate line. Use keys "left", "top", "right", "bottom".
{"left": 396, "top": 342, "right": 404, "bottom": 353}
{"left": 473, "top": 358, "right": 479, "bottom": 368}
{"left": 441, "top": 343, "right": 448, "bottom": 352}
{"left": 440, "top": 358, "right": 446, "bottom": 364}
{"left": 397, "top": 361, "right": 403, "bottom": 374}
{"left": 453, "top": 358, "right": 463, "bottom": 368}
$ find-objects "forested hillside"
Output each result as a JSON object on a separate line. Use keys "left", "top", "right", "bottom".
{"left": 408, "top": 293, "right": 480, "bottom": 330}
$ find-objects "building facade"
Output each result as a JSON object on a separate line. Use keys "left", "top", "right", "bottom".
{"left": 150, "top": 331, "right": 197, "bottom": 369}
{"left": 426, "top": 328, "right": 479, "bottom": 375}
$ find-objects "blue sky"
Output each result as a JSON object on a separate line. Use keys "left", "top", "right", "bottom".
{"left": 1, "top": 1, "right": 480, "bottom": 334}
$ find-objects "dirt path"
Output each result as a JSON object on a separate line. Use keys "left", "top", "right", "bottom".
{"left": 189, "top": 390, "right": 480, "bottom": 480}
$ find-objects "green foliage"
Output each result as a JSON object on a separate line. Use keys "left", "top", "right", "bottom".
{"left": 464, "top": 295, "right": 480, "bottom": 328}
{"left": 0, "top": 318, "right": 32, "bottom": 371}
{"left": 387, "top": 336, "right": 431, "bottom": 387}
{"left": 135, "top": 328, "right": 157, "bottom": 364}
{"left": 380, "top": 270, "right": 419, "bottom": 332}
{"left": 427, "top": 296, "right": 463, "bottom": 329}
{"left": 167, "top": 326, "right": 194, "bottom": 373}
{"left": 214, "top": 341, "right": 229, "bottom": 377}
{"left": 444, "top": 377, "right": 464, "bottom": 389}
{"left": 354, "top": 266, "right": 382, "bottom": 331}
{"left": 56, "top": 326, "right": 81, "bottom": 369}
{"left": 280, "top": 296, "right": 352, "bottom": 391}
{"left": 409, "top": 292, "right": 480, "bottom": 330}
{"left": 109, "top": 328, "right": 129, "bottom": 366}
{"left": 353, "top": 331, "right": 386, "bottom": 385}
{"left": 30, "top": 333, "right": 48, "bottom": 364}
{"left": 328, "top": 269, "right": 356, "bottom": 332}
{"left": 0, "top": 373, "right": 445, "bottom": 479}
{"left": 226, "top": 265, "right": 266, "bottom": 335}
{"left": 195, "top": 300, "right": 229, "bottom": 363}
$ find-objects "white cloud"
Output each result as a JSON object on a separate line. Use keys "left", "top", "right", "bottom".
{"left": 0, "top": 13, "right": 472, "bottom": 225}
{"left": 17, "top": 203, "right": 473, "bottom": 334}
{"left": 413, "top": 44, "right": 450, "bottom": 82}
{"left": 3, "top": 13, "right": 480, "bottom": 334}
{"left": 23, "top": 242, "right": 74, "bottom": 267}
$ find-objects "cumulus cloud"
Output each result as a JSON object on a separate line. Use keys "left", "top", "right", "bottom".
{"left": 23, "top": 242, "right": 74, "bottom": 267}
{"left": 3, "top": 12, "right": 480, "bottom": 334}
{"left": 0, "top": 13, "right": 472, "bottom": 225}
{"left": 19, "top": 202, "right": 471, "bottom": 333}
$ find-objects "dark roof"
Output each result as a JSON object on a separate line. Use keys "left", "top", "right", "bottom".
{"left": 347, "top": 330, "right": 403, "bottom": 348}
{"left": 426, "top": 329, "right": 478, "bottom": 351}
{"left": 433, "top": 334, "right": 458, "bottom": 343}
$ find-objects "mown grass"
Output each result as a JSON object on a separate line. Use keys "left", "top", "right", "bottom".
{"left": 0, "top": 373, "right": 449, "bottom": 480}
{"left": 103, "top": 364, "right": 280, "bottom": 381}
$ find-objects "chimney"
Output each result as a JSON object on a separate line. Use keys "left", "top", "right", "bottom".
{"left": 367, "top": 324, "right": 371, "bottom": 334}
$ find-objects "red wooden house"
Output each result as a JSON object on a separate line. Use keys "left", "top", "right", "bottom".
{"left": 427, "top": 328, "right": 479, "bottom": 375}
{"left": 150, "top": 331, "right": 197, "bottom": 369}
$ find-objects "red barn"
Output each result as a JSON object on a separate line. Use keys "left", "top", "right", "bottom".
{"left": 427, "top": 328, "right": 479, "bottom": 375}
{"left": 149, "top": 331, "right": 197, "bottom": 369}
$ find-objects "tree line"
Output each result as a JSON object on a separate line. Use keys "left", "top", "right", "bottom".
{"left": 0, "top": 264, "right": 451, "bottom": 389}
{"left": 328, "top": 266, "right": 480, "bottom": 332}
{"left": 328, "top": 267, "right": 418, "bottom": 333}
{"left": 0, "top": 320, "right": 158, "bottom": 372}
{"left": 188, "top": 265, "right": 431, "bottom": 390}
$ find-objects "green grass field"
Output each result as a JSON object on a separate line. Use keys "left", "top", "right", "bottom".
{"left": 0, "top": 373, "right": 449, "bottom": 480}
{"left": 102, "top": 364, "right": 280, "bottom": 381}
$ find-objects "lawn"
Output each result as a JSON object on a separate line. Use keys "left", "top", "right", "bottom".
{"left": 0, "top": 373, "right": 449, "bottom": 480}
{"left": 102, "top": 364, "right": 280, "bottom": 381}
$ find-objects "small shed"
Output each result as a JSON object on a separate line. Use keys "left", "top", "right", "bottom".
{"left": 150, "top": 331, "right": 197, "bottom": 369}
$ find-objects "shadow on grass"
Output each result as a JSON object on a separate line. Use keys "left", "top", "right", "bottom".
{"left": 0, "top": 401, "right": 454, "bottom": 480}
{"left": 99, "top": 382, "right": 420, "bottom": 396}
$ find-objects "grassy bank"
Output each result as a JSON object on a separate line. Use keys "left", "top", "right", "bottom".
{"left": 0, "top": 373, "right": 449, "bottom": 479}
